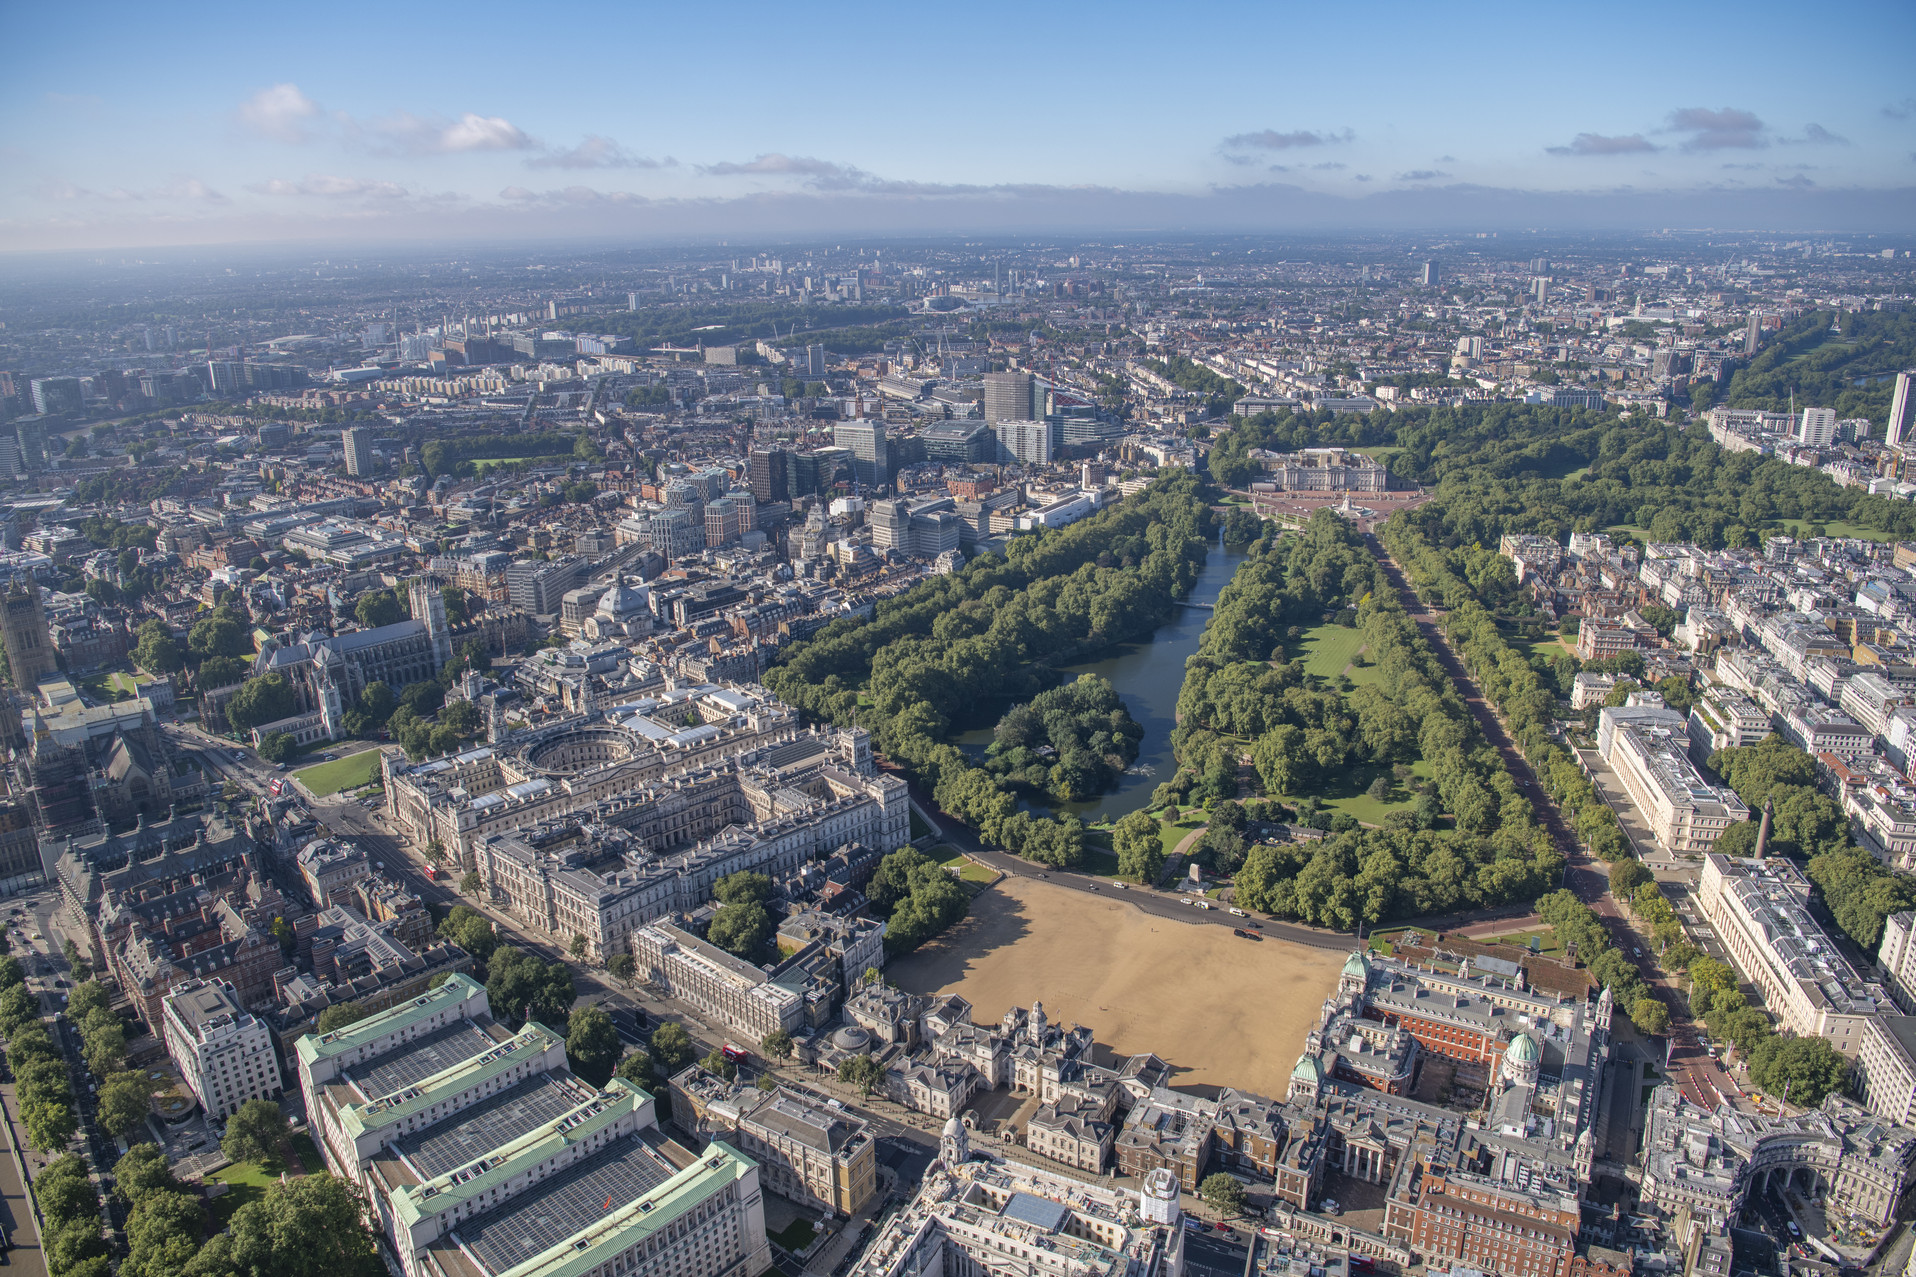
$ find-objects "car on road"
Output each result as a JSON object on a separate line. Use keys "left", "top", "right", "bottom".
{"left": 1086, "top": 884, "right": 1098, "bottom": 891}
{"left": 1180, "top": 897, "right": 1194, "bottom": 905}
{"left": 1195, "top": 901, "right": 1212, "bottom": 910}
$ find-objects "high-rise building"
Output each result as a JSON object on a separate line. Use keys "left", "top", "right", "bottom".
{"left": 1887, "top": 371, "right": 1916, "bottom": 450}
{"left": 834, "top": 421, "right": 891, "bottom": 489}
{"left": 1419, "top": 261, "right": 1439, "bottom": 288}
{"left": 803, "top": 344, "right": 827, "bottom": 377}
{"left": 343, "top": 426, "right": 373, "bottom": 476}
{"left": 2, "top": 579, "right": 56, "bottom": 689}
{"left": 28, "top": 377, "right": 82, "bottom": 417}
{"left": 994, "top": 419, "right": 1056, "bottom": 466}
{"left": 983, "top": 371, "right": 1039, "bottom": 423}
{"left": 749, "top": 446, "right": 789, "bottom": 503}
{"left": 1799, "top": 407, "right": 1838, "bottom": 448}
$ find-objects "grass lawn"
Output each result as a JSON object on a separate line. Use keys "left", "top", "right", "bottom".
{"left": 909, "top": 809, "right": 933, "bottom": 839}
{"left": 209, "top": 1158, "right": 282, "bottom": 1227}
{"left": 471, "top": 454, "right": 574, "bottom": 475}
{"left": 78, "top": 666, "right": 142, "bottom": 702}
{"left": 768, "top": 1218, "right": 817, "bottom": 1252}
{"left": 290, "top": 1131, "right": 323, "bottom": 1172}
{"left": 1771, "top": 518, "right": 1893, "bottom": 543}
{"left": 1297, "top": 623, "right": 1366, "bottom": 679}
{"left": 1477, "top": 928, "right": 1565, "bottom": 957}
{"left": 1273, "top": 759, "right": 1433, "bottom": 828}
{"left": 1522, "top": 634, "right": 1575, "bottom": 662}
{"left": 1603, "top": 524, "right": 1649, "bottom": 540}
{"left": 959, "top": 861, "right": 998, "bottom": 885}
{"left": 1080, "top": 847, "right": 1121, "bottom": 878}
{"left": 292, "top": 750, "right": 382, "bottom": 797}
{"left": 1157, "top": 810, "right": 1206, "bottom": 858}
{"left": 927, "top": 844, "right": 966, "bottom": 867}
{"left": 1354, "top": 446, "right": 1404, "bottom": 463}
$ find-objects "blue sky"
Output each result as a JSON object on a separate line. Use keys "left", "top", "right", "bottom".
{"left": 4, "top": 0, "right": 1914, "bottom": 249}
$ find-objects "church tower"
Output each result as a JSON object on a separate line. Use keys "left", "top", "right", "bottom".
{"left": 940, "top": 1115, "right": 969, "bottom": 1168}
{"left": 410, "top": 576, "right": 454, "bottom": 668}
{"left": 2, "top": 578, "right": 55, "bottom": 688}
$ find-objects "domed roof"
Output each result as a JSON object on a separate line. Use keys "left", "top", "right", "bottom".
{"left": 1342, "top": 951, "right": 1370, "bottom": 978}
{"left": 1291, "top": 1054, "right": 1324, "bottom": 1083}
{"left": 1506, "top": 1032, "right": 1539, "bottom": 1063}
{"left": 942, "top": 1115, "right": 964, "bottom": 1139}
{"left": 831, "top": 1025, "right": 873, "bottom": 1052}
{"left": 597, "top": 578, "right": 646, "bottom": 620}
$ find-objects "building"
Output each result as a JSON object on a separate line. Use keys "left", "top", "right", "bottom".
{"left": 1855, "top": 1014, "right": 1916, "bottom": 1126}
{"left": 297, "top": 837, "right": 371, "bottom": 908}
{"left": 1887, "top": 371, "right": 1916, "bottom": 450}
{"left": 343, "top": 426, "right": 373, "bottom": 476}
{"left": 735, "top": 1085, "right": 878, "bottom": 1216}
{"left": 834, "top": 421, "right": 891, "bottom": 489}
{"left": 983, "top": 371, "right": 1039, "bottom": 424}
{"left": 1247, "top": 448, "right": 1389, "bottom": 493}
{"left": 994, "top": 419, "right": 1055, "bottom": 466}
{"left": 255, "top": 578, "right": 455, "bottom": 740}
{"left": 1598, "top": 703, "right": 1749, "bottom": 855}
{"left": 1697, "top": 854, "right": 1892, "bottom": 1054}
{"left": 161, "top": 978, "right": 281, "bottom": 1121}
{"left": 630, "top": 920, "right": 803, "bottom": 1043}
{"left": 749, "top": 446, "right": 788, "bottom": 504}
{"left": 1798, "top": 407, "right": 1838, "bottom": 448}
{"left": 922, "top": 422, "right": 994, "bottom": 465}
{"left": 504, "top": 556, "right": 587, "bottom": 616}
{"left": 1640, "top": 1085, "right": 1916, "bottom": 1229}
{"left": 2, "top": 579, "right": 56, "bottom": 689}
{"left": 850, "top": 1155, "right": 1175, "bottom": 1277}
{"left": 1420, "top": 261, "right": 1439, "bottom": 288}
{"left": 295, "top": 974, "right": 770, "bottom": 1277}
{"left": 1877, "top": 911, "right": 1916, "bottom": 1013}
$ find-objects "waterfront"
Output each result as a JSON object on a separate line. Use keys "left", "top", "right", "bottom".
{"left": 956, "top": 536, "right": 1250, "bottom": 824}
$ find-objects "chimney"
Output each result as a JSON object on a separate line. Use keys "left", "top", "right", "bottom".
{"left": 1753, "top": 797, "right": 1773, "bottom": 859}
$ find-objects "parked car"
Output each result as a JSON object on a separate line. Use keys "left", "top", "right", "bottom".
{"left": 1229, "top": 907, "right": 1247, "bottom": 917}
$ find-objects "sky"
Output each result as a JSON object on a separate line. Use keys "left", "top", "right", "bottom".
{"left": 4, "top": 0, "right": 1915, "bottom": 252}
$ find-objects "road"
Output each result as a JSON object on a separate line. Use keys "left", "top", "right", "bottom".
{"left": 1365, "top": 532, "right": 1742, "bottom": 1111}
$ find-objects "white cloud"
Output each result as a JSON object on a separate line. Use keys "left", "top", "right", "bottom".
{"left": 240, "top": 83, "right": 321, "bottom": 142}
{"left": 251, "top": 174, "right": 408, "bottom": 199}
{"left": 527, "top": 136, "right": 668, "bottom": 170}
{"left": 439, "top": 113, "right": 534, "bottom": 153}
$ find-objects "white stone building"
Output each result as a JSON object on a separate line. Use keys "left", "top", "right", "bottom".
{"left": 162, "top": 978, "right": 281, "bottom": 1121}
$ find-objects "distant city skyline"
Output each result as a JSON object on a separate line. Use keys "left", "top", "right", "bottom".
{"left": 4, "top": 0, "right": 1915, "bottom": 250}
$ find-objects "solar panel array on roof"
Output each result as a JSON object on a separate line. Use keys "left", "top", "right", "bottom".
{"left": 356, "top": 1020, "right": 495, "bottom": 1098}
{"left": 456, "top": 1136, "right": 675, "bottom": 1274}
{"left": 394, "top": 1073, "right": 586, "bottom": 1179}
{"left": 1001, "top": 1191, "right": 1070, "bottom": 1233}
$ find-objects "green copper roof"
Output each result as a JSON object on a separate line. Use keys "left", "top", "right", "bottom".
{"left": 1342, "top": 951, "right": 1369, "bottom": 978}
{"left": 1506, "top": 1032, "right": 1539, "bottom": 1063}
{"left": 1291, "top": 1054, "right": 1323, "bottom": 1083}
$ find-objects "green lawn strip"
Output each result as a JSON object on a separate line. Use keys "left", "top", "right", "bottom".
{"left": 290, "top": 1131, "right": 323, "bottom": 1172}
{"left": 292, "top": 750, "right": 382, "bottom": 797}
{"left": 1268, "top": 758, "right": 1431, "bottom": 828}
{"left": 471, "top": 454, "right": 574, "bottom": 475}
{"left": 959, "top": 862, "right": 998, "bottom": 885}
{"left": 1297, "top": 623, "right": 1366, "bottom": 679}
{"left": 768, "top": 1219, "right": 817, "bottom": 1252}
{"left": 1477, "top": 928, "right": 1564, "bottom": 956}
{"left": 1080, "top": 847, "right": 1121, "bottom": 878}
{"left": 1770, "top": 518, "right": 1893, "bottom": 543}
{"left": 909, "top": 809, "right": 933, "bottom": 839}
{"left": 1156, "top": 811, "right": 1206, "bottom": 858}
{"left": 926, "top": 844, "right": 966, "bottom": 867}
{"left": 1368, "top": 926, "right": 1437, "bottom": 954}
{"left": 209, "top": 1158, "right": 283, "bottom": 1227}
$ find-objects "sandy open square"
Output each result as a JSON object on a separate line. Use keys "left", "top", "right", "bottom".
{"left": 886, "top": 877, "right": 1343, "bottom": 1098}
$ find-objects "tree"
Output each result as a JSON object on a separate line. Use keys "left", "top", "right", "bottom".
{"left": 569, "top": 932, "right": 588, "bottom": 959}
{"left": 614, "top": 1049, "right": 654, "bottom": 1087}
{"left": 566, "top": 1006, "right": 621, "bottom": 1085}
{"left": 1749, "top": 1034, "right": 1851, "bottom": 1108}
{"left": 1630, "top": 997, "right": 1671, "bottom": 1037}
{"left": 225, "top": 1172, "right": 386, "bottom": 1277}
{"left": 707, "top": 900, "right": 773, "bottom": 958}
{"left": 113, "top": 1142, "right": 181, "bottom": 1206}
{"left": 23, "top": 1095, "right": 77, "bottom": 1151}
{"left": 486, "top": 947, "right": 576, "bottom": 1028}
{"left": 358, "top": 680, "right": 397, "bottom": 723}
{"left": 97, "top": 1066, "right": 153, "bottom": 1135}
{"left": 257, "top": 732, "right": 296, "bottom": 763}
{"left": 1608, "top": 858, "right": 1653, "bottom": 898}
{"left": 441, "top": 586, "right": 471, "bottom": 627}
{"left": 225, "top": 673, "right": 297, "bottom": 732}
{"left": 460, "top": 871, "right": 482, "bottom": 895}
{"left": 649, "top": 1022, "right": 695, "bottom": 1074}
{"left": 133, "top": 620, "right": 185, "bottom": 675}
{"left": 837, "top": 1053, "right": 885, "bottom": 1096}
{"left": 122, "top": 1188, "right": 204, "bottom": 1277}
{"left": 68, "top": 978, "right": 110, "bottom": 1022}
{"left": 188, "top": 606, "right": 251, "bottom": 663}
{"left": 198, "top": 654, "right": 249, "bottom": 688}
{"left": 701, "top": 1048, "right": 738, "bottom": 1081}
{"left": 762, "top": 1028, "right": 794, "bottom": 1060}
{"left": 314, "top": 1001, "right": 374, "bottom": 1034}
{"left": 34, "top": 1153, "right": 98, "bottom": 1226}
{"left": 1113, "top": 809, "right": 1166, "bottom": 884}
{"left": 222, "top": 1098, "right": 290, "bottom": 1165}
{"left": 0, "top": 953, "right": 26, "bottom": 990}
{"left": 438, "top": 905, "right": 497, "bottom": 966}
{"left": 45, "top": 1215, "right": 108, "bottom": 1275}
{"left": 0, "top": 982, "right": 34, "bottom": 1036}
{"left": 355, "top": 590, "right": 404, "bottom": 629}
{"left": 713, "top": 871, "right": 773, "bottom": 906}
{"left": 606, "top": 953, "right": 635, "bottom": 981}
{"left": 1200, "top": 1172, "right": 1248, "bottom": 1217}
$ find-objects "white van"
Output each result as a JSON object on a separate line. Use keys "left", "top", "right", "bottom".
{"left": 1229, "top": 907, "right": 1247, "bottom": 917}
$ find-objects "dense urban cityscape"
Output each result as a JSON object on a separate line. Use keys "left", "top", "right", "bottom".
{"left": 5, "top": 5, "right": 1916, "bottom": 1277}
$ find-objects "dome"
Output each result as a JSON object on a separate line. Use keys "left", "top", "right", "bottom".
{"left": 1290, "top": 1054, "right": 1324, "bottom": 1083}
{"left": 832, "top": 1025, "right": 873, "bottom": 1052}
{"left": 942, "top": 1116, "right": 964, "bottom": 1140}
{"left": 1506, "top": 1032, "right": 1539, "bottom": 1064}
{"left": 1341, "top": 951, "right": 1370, "bottom": 979}
{"left": 597, "top": 579, "right": 647, "bottom": 621}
